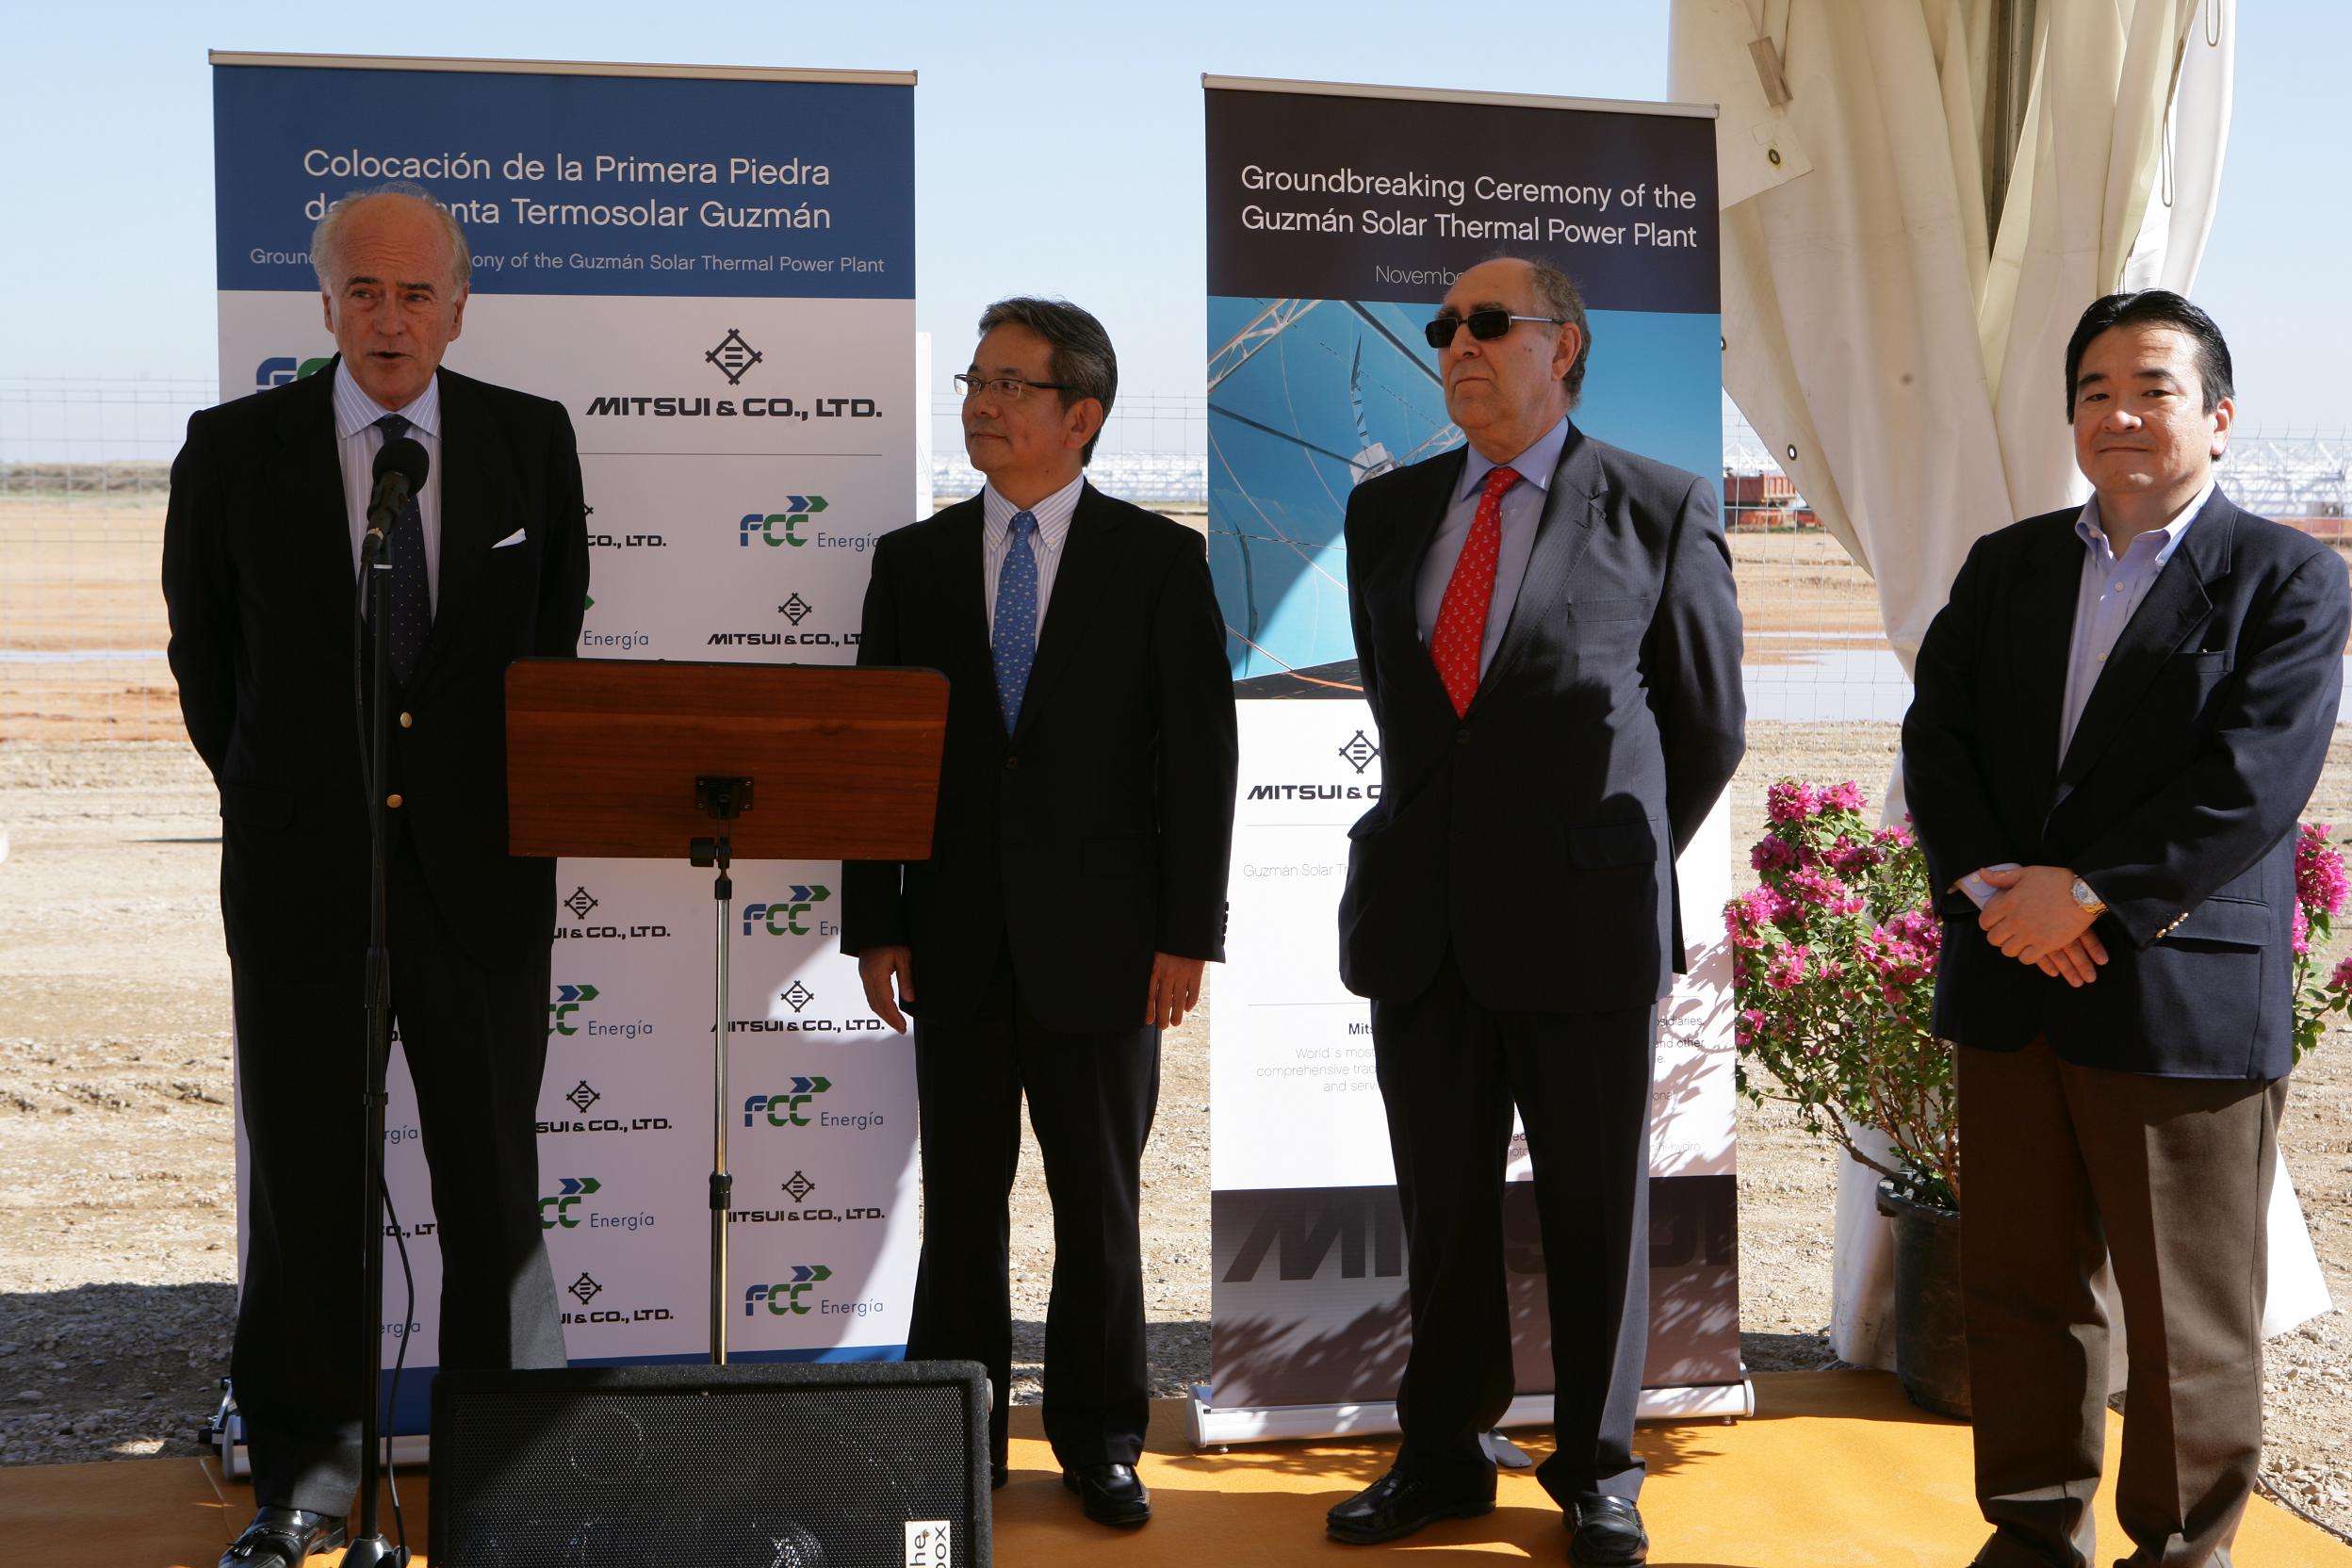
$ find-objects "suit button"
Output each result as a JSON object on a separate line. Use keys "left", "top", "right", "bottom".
{"left": 1457, "top": 732, "right": 1470, "bottom": 746}
{"left": 399, "top": 711, "right": 414, "bottom": 728}
{"left": 386, "top": 793, "right": 403, "bottom": 809}
{"left": 1005, "top": 756, "right": 1020, "bottom": 770}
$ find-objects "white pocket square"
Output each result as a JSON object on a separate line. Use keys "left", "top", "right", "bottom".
{"left": 491, "top": 528, "right": 527, "bottom": 549}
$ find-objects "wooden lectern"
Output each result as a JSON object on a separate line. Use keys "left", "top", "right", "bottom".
{"left": 505, "top": 658, "right": 949, "bottom": 1363}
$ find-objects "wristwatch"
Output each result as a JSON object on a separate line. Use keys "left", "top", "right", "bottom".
{"left": 2069, "top": 875, "right": 2107, "bottom": 918}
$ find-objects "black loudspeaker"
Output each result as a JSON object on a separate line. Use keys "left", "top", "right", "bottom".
{"left": 429, "top": 1360, "right": 990, "bottom": 1567}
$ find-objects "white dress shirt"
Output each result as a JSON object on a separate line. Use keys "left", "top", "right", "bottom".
{"left": 981, "top": 472, "right": 1084, "bottom": 637}
{"left": 333, "top": 360, "right": 445, "bottom": 610}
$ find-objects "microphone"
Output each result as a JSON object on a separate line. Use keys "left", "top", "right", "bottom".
{"left": 365, "top": 435, "right": 431, "bottom": 542}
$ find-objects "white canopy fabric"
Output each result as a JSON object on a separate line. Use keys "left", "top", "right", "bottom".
{"left": 1668, "top": 0, "right": 2327, "bottom": 1370}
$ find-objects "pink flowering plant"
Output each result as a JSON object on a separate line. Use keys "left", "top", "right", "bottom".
{"left": 1733, "top": 790, "right": 2352, "bottom": 1213}
{"left": 2292, "top": 823, "right": 2352, "bottom": 1065}
{"left": 1727, "top": 780, "right": 1960, "bottom": 1208}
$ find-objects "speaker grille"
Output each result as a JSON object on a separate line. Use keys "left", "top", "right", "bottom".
{"left": 433, "top": 1364, "right": 986, "bottom": 1567}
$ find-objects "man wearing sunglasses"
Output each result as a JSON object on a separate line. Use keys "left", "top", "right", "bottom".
{"left": 1328, "top": 256, "right": 1744, "bottom": 1565}
{"left": 841, "top": 297, "right": 1237, "bottom": 1527}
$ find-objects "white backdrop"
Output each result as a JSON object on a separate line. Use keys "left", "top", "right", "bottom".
{"left": 211, "top": 54, "right": 922, "bottom": 1446}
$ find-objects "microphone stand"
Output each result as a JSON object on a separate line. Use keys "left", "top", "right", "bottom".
{"left": 348, "top": 520, "right": 405, "bottom": 1568}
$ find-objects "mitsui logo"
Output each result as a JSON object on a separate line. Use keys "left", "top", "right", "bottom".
{"left": 255, "top": 355, "right": 333, "bottom": 390}
{"left": 539, "top": 1175, "right": 655, "bottom": 1233}
{"left": 1337, "top": 729, "right": 1380, "bottom": 774}
{"left": 554, "top": 887, "right": 671, "bottom": 943}
{"left": 744, "top": 1077, "right": 831, "bottom": 1127}
{"left": 743, "top": 885, "right": 833, "bottom": 937}
{"left": 581, "top": 331, "right": 882, "bottom": 421}
{"left": 744, "top": 1266, "right": 831, "bottom": 1315}
{"left": 562, "top": 1271, "right": 674, "bottom": 1328}
{"left": 706, "top": 327, "right": 763, "bottom": 384}
{"left": 739, "top": 497, "right": 829, "bottom": 547}
{"left": 728, "top": 981, "right": 883, "bottom": 1034}
{"left": 537, "top": 1079, "right": 672, "bottom": 1137}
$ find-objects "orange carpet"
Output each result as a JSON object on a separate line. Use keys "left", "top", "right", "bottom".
{"left": 4, "top": 1372, "right": 2344, "bottom": 1565}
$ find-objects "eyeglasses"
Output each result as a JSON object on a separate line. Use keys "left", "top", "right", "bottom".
{"left": 1422, "top": 309, "right": 1567, "bottom": 350}
{"left": 954, "top": 372, "right": 1068, "bottom": 403}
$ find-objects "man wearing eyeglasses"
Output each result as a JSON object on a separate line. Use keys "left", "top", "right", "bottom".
{"left": 1327, "top": 256, "right": 1743, "bottom": 1564}
{"left": 841, "top": 297, "right": 1237, "bottom": 1527}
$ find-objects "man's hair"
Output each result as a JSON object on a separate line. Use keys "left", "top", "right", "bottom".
{"left": 1482, "top": 254, "right": 1593, "bottom": 406}
{"left": 976, "top": 296, "right": 1118, "bottom": 465}
{"left": 2063, "top": 288, "right": 2232, "bottom": 419}
{"left": 311, "top": 182, "right": 474, "bottom": 293}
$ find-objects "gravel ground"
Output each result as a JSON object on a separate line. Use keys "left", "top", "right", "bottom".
{"left": 1, "top": 730, "right": 2345, "bottom": 1544}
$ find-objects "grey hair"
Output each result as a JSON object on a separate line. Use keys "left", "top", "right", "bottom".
{"left": 976, "top": 296, "right": 1118, "bottom": 465}
{"left": 311, "top": 181, "right": 473, "bottom": 292}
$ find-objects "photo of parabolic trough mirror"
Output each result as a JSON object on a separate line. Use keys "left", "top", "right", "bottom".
{"left": 1206, "top": 295, "right": 1723, "bottom": 694}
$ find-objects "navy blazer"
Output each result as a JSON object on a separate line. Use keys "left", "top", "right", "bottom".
{"left": 1337, "top": 421, "right": 1747, "bottom": 1013}
{"left": 162, "top": 361, "right": 590, "bottom": 977}
{"left": 838, "top": 484, "right": 1239, "bottom": 1034}
{"left": 1903, "top": 488, "right": 2350, "bottom": 1079}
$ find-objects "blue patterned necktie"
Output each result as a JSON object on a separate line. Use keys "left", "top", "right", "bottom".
{"left": 373, "top": 413, "right": 432, "bottom": 689}
{"left": 991, "top": 510, "right": 1040, "bottom": 732}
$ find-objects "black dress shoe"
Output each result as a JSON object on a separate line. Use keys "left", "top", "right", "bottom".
{"left": 1326, "top": 1467, "right": 1494, "bottom": 1544}
{"left": 1567, "top": 1494, "right": 1649, "bottom": 1566}
{"left": 1062, "top": 1462, "right": 1152, "bottom": 1526}
{"left": 220, "top": 1506, "right": 348, "bottom": 1568}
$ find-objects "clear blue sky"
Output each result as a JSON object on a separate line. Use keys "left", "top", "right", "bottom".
{"left": 3, "top": 2, "right": 2344, "bottom": 433}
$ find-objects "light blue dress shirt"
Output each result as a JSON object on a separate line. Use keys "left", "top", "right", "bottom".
{"left": 981, "top": 472, "right": 1083, "bottom": 638}
{"left": 2057, "top": 478, "right": 2215, "bottom": 758}
{"left": 333, "top": 361, "right": 444, "bottom": 609}
{"left": 1413, "top": 416, "right": 1572, "bottom": 678}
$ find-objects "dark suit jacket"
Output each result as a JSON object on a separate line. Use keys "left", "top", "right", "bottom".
{"left": 839, "top": 484, "right": 1239, "bottom": 1034}
{"left": 162, "top": 360, "right": 590, "bottom": 977}
{"left": 1903, "top": 489, "right": 2348, "bottom": 1080}
{"left": 1338, "top": 420, "right": 1746, "bottom": 1013}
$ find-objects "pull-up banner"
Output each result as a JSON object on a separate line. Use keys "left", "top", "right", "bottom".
{"left": 1198, "top": 76, "right": 1744, "bottom": 1445}
{"left": 210, "top": 51, "right": 918, "bottom": 1456}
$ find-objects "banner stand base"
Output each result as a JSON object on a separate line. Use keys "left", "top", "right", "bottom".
{"left": 1185, "top": 1380, "right": 1756, "bottom": 1449}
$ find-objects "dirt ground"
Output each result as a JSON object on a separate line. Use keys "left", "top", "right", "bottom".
{"left": 2, "top": 503, "right": 2348, "bottom": 1544}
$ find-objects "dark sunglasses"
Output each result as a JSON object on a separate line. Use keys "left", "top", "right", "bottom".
{"left": 1422, "top": 309, "right": 1567, "bottom": 350}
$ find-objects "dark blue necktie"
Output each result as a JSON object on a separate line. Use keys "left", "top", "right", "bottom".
{"left": 373, "top": 413, "right": 432, "bottom": 689}
{"left": 991, "top": 510, "right": 1039, "bottom": 732}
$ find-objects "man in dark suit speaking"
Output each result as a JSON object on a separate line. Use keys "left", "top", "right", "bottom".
{"left": 1904, "top": 290, "right": 2344, "bottom": 1568}
{"left": 1326, "top": 256, "right": 1744, "bottom": 1566}
{"left": 842, "top": 298, "right": 1237, "bottom": 1527}
{"left": 164, "top": 183, "right": 588, "bottom": 1568}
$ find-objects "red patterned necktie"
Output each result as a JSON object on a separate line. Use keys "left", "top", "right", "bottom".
{"left": 1429, "top": 465, "right": 1520, "bottom": 717}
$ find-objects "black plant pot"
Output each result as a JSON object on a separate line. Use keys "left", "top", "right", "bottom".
{"left": 1875, "top": 1179, "right": 1971, "bottom": 1418}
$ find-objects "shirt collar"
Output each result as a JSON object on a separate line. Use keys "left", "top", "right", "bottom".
{"left": 334, "top": 358, "right": 442, "bottom": 442}
{"left": 982, "top": 472, "right": 1085, "bottom": 547}
{"left": 1461, "top": 415, "right": 1570, "bottom": 501}
{"left": 2075, "top": 477, "right": 2215, "bottom": 564}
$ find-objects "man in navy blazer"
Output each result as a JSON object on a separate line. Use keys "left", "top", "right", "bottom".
{"left": 1327, "top": 256, "right": 1744, "bottom": 1565}
{"left": 1904, "top": 290, "right": 2345, "bottom": 1568}
{"left": 842, "top": 298, "right": 1237, "bottom": 1527}
{"left": 164, "top": 186, "right": 587, "bottom": 1568}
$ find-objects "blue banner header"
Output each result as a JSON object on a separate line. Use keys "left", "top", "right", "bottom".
{"left": 214, "top": 63, "right": 913, "bottom": 299}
